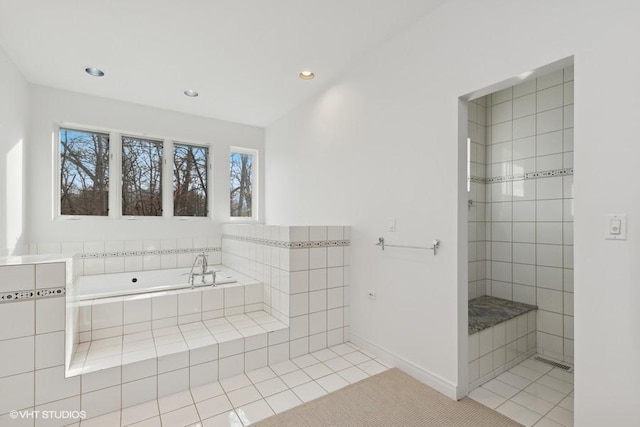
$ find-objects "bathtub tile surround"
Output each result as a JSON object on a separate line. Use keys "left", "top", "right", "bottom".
{"left": 221, "top": 224, "right": 351, "bottom": 357}
{"left": 467, "top": 67, "right": 574, "bottom": 364}
{"left": 0, "top": 224, "right": 351, "bottom": 421}
{"left": 29, "top": 238, "right": 223, "bottom": 276}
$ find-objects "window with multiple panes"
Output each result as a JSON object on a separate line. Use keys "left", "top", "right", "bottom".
{"left": 121, "top": 136, "right": 163, "bottom": 216}
{"left": 59, "top": 128, "right": 110, "bottom": 216}
{"left": 230, "top": 151, "right": 254, "bottom": 217}
{"left": 58, "top": 126, "right": 256, "bottom": 220}
{"left": 173, "top": 143, "right": 208, "bottom": 217}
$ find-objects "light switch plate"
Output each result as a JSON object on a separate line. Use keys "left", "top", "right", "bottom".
{"left": 605, "top": 214, "right": 627, "bottom": 240}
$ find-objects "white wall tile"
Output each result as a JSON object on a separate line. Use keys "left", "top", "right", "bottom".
{"left": 513, "top": 201, "right": 535, "bottom": 222}
{"left": 91, "top": 300, "right": 122, "bottom": 331}
{"left": 327, "top": 267, "right": 343, "bottom": 288}
{"left": 178, "top": 292, "right": 201, "bottom": 316}
{"left": 513, "top": 222, "right": 535, "bottom": 243}
{"left": 492, "top": 101, "right": 513, "bottom": 124}
{"left": 536, "top": 131, "right": 563, "bottom": 157}
{"left": 536, "top": 154, "right": 562, "bottom": 172}
{"left": 513, "top": 264, "right": 535, "bottom": 286}
{"left": 536, "top": 85, "right": 563, "bottom": 112}
{"left": 537, "top": 223, "right": 563, "bottom": 244}
{"left": 82, "top": 366, "right": 121, "bottom": 393}
{"left": 0, "top": 265, "right": 34, "bottom": 292}
{"left": 309, "top": 290, "right": 327, "bottom": 313}
{"left": 536, "top": 177, "right": 563, "bottom": 199}
{"left": 536, "top": 244, "right": 563, "bottom": 268}
{"left": 513, "top": 94, "right": 535, "bottom": 118}
{"left": 513, "top": 284, "right": 536, "bottom": 305}
{"left": 0, "top": 372, "right": 34, "bottom": 414}
{"left": 122, "top": 376, "right": 157, "bottom": 408}
{"left": 157, "top": 368, "right": 189, "bottom": 398}
{"left": 512, "top": 137, "right": 535, "bottom": 160}
{"left": 36, "top": 331, "right": 64, "bottom": 369}
{"left": 81, "top": 384, "right": 121, "bottom": 418}
{"left": 35, "top": 366, "right": 80, "bottom": 405}
{"left": 224, "top": 287, "right": 244, "bottom": 309}
{"left": 512, "top": 243, "right": 535, "bottom": 265}
{"left": 491, "top": 281, "right": 512, "bottom": 300}
{"left": 190, "top": 360, "right": 219, "bottom": 389}
{"left": 327, "top": 248, "right": 343, "bottom": 268}
{"left": 152, "top": 294, "right": 178, "bottom": 320}
{"left": 536, "top": 200, "right": 563, "bottom": 222}
{"left": 124, "top": 299, "right": 151, "bottom": 325}
{"left": 122, "top": 359, "right": 157, "bottom": 383}
{"left": 537, "top": 310, "right": 563, "bottom": 336}
{"left": 537, "top": 266, "right": 563, "bottom": 291}
{"left": 513, "top": 116, "right": 536, "bottom": 139}
{"left": 219, "top": 355, "right": 244, "bottom": 379}
{"left": 0, "top": 336, "right": 34, "bottom": 377}
{"left": 536, "top": 108, "right": 563, "bottom": 134}
{"left": 537, "top": 288, "right": 563, "bottom": 313}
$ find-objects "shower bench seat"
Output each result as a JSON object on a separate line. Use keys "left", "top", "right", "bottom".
{"left": 468, "top": 295, "right": 537, "bottom": 390}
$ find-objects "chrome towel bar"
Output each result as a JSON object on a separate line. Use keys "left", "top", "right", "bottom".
{"left": 375, "top": 237, "right": 440, "bottom": 255}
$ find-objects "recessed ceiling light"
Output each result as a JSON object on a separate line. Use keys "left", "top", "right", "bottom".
{"left": 299, "top": 71, "right": 315, "bottom": 80}
{"left": 184, "top": 89, "right": 199, "bottom": 97}
{"left": 85, "top": 67, "right": 105, "bottom": 77}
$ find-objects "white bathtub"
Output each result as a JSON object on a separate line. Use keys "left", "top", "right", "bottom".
{"left": 75, "top": 266, "right": 240, "bottom": 301}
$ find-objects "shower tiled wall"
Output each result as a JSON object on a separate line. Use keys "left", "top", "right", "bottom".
{"left": 468, "top": 96, "right": 490, "bottom": 299}
{"left": 468, "top": 67, "right": 574, "bottom": 364}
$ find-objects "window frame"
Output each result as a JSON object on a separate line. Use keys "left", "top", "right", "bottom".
{"left": 53, "top": 123, "right": 215, "bottom": 221}
{"left": 229, "top": 146, "right": 259, "bottom": 222}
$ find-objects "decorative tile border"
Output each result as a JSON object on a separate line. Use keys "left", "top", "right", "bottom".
{"left": 78, "top": 247, "right": 221, "bottom": 259}
{"left": 221, "top": 235, "right": 350, "bottom": 249}
{"left": 470, "top": 167, "right": 573, "bottom": 184}
{"left": 1, "top": 287, "right": 66, "bottom": 303}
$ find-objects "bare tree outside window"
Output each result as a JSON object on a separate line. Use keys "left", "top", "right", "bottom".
{"left": 122, "top": 136, "right": 163, "bottom": 216}
{"left": 230, "top": 152, "right": 253, "bottom": 217}
{"left": 173, "top": 144, "right": 208, "bottom": 216}
{"left": 59, "top": 128, "right": 110, "bottom": 216}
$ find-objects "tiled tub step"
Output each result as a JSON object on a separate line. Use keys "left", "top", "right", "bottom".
{"left": 69, "top": 310, "right": 290, "bottom": 394}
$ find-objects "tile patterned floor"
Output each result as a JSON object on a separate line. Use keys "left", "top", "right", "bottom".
{"left": 69, "top": 346, "right": 573, "bottom": 427}
{"left": 70, "top": 342, "right": 392, "bottom": 427}
{"left": 469, "top": 356, "right": 574, "bottom": 427}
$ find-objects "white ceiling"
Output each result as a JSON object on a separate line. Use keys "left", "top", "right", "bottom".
{"left": 0, "top": 0, "right": 446, "bottom": 127}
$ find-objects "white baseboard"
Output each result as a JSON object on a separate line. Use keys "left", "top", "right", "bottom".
{"left": 350, "top": 332, "right": 460, "bottom": 400}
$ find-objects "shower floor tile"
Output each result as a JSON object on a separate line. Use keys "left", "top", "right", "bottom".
{"left": 470, "top": 355, "right": 574, "bottom": 426}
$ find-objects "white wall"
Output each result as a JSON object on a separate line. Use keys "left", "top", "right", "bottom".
{"left": 0, "top": 45, "right": 29, "bottom": 255}
{"left": 265, "top": 0, "right": 640, "bottom": 424}
{"left": 28, "top": 85, "right": 264, "bottom": 248}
